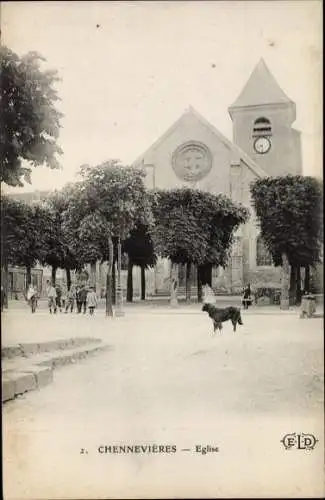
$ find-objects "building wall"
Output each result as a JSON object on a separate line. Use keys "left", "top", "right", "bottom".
{"left": 135, "top": 110, "right": 267, "bottom": 294}
{"left": 6, "top": 98, "right": 301, "bottom": 297}
{"left": 7, "top": 266, "right": 73, "bottom": 299}
{"left": 136, "top": 111, "right": 237, "bottom": 195}
{"left": 292, "top": 128, "right": 302, "bottom": 174}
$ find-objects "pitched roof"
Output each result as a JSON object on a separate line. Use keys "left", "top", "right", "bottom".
{"left": 133, "top": 105, "right": 267, "bottom": 179}
{"left": 229, "top": 59, "right": 293, "bottom": 109}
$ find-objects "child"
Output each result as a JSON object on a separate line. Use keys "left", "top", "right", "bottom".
{"left": 27, "top": 284, "right": 38, "bottom": 313}
{"left": 46, "top": 280, "right": 57, "bottom": 314}
{"left": 86, "top": 287, "right": 97, "bottom": 315}
{"left": 61, "top": 285, "right": 67, "bottom": 311}
{"left": 65, "top": 286, "right": 76, "bottom": 313}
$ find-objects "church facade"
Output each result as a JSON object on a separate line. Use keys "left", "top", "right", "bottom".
{"left": 132, "top": 59, "right": 302, "bottom": 295}
{"left": 6, "top": 59, "right": 304, "bottom": 299}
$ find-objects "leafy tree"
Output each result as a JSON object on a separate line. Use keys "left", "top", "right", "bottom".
{"left": 62, "top": 180, "right": 118, "bottom": 300}
{"left": 151, "top": 188, "right": 249, "bottom": 303}
{"left": 1, "top": 196, "right": 51, "bottom": 298}
{"left": 0, "top": 46, "right": 63, "bottom": 187}
{"left": 62, "top": 181, "right": 118, "bottom": 300}
{"left": 62, "top": 161, "right": 153, "bottom": 316}
{"left": 43, "top": 187, "right": 83, "bottom": 288}
{"left": 250, "top": 175, "right": 323, "bottom": 308}
{"left": 123, "top": 222, "right": 157, "bottom": 302}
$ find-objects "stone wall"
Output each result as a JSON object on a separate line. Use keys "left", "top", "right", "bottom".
{"left": 247, "top": 267, "right": 282, "bottom": 289}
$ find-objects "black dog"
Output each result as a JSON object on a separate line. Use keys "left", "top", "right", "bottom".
{"left": 202, "top": 303, "right": 243, "bottom": 333}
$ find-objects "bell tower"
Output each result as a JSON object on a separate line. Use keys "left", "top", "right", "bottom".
{"left": 228, "top": 59, "right": 302, "bottom": 177}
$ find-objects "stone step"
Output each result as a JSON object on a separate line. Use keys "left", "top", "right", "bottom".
{"left": 1, "top": 337, "right": 101, "bottom": 360}
{"left": 2, "top": 366, "right": 54, "bottom": 403}
{"left": 154, "top": 288, "right": 187, "bottom": 297}
{"left": 2, "top": 341, "right": 111, "bottom": 403}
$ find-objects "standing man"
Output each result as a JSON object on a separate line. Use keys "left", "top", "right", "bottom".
{"left": 75, "top": 285, "right": 82, "bottom": 314}
{"left": 1, "top": 285, "right": 5, "bottom": 312}
{"left": 55, "top": 284, "right": 62, "bottom": 313}
{"left": 242, "top": 284, "right": 252, "bottom": 310}
{"left": 79, "top": 284, "right": 88, "bottom": 314}
{"left": 46, "top": 280, "right": 57, "bottom": 314}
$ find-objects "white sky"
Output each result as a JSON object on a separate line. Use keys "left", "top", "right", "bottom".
{"left": 2, "top": 1, "right": 323, "bottom": 193}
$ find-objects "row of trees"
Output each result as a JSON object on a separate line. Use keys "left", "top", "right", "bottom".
{"left": 2, "top": 161, "right": 250, "bottom": 314}
{"left": 1, "top": 46, "right": 323, "bottom": 312}
{"left": 3, "top": 163, "right": 322, "bottom": 313}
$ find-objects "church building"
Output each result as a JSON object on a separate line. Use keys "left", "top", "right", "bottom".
{"left": 132, "top": 59, "right": 302, "bottom": 295}
{"left": 6, "top": 59, "right": 304, "bottom": 299}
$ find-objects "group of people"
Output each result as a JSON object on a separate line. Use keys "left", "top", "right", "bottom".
{"left": 25, "top": 281, "right": 98, "bottom": 315}
{"left": 46, "top": 282, "right": 98, "bottom": 315}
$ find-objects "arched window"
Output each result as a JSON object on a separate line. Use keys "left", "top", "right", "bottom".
{"left": 256, "top": 235, "right": 273, "bottom": 266}
{"left": 253, "top": 117, "right": 272, "bottom": 136}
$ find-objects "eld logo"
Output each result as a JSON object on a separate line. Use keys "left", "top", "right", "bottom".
{"left": 281, "top": 433, "right": 318, "bottom": 451}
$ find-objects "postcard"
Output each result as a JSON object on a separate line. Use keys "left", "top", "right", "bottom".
{"left": 2, "top": 1, "right": 323, "bottom": 498}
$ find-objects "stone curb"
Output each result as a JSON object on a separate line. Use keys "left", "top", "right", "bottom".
{"left": 36, "top": 343, "right": 111, "bottom": 369}
{"left": 1, "top": 337, "right": 101, "bottom": 360}
{"left": 122, "top": 309, "right": 303, "bottom": 315}
{"left": 121, "top": 307, "right": 323, "bottom": 316}
{"left": 2, "top": 365, "right": 53, "bottom": 403}
{"left": 2, "top": 342, "right": 110, "bottom": 403}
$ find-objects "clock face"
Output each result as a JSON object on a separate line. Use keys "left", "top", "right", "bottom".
{"left": 254, "top": 136, "right": 271, "bottom": 154}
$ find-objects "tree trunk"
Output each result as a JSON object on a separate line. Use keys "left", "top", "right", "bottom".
{"left": 51, "top": 266, "right": 57, "bottom": 286}
{"left": 66, "top": 268, "right": 72, "bottom": 291}
{"left": 127, "top": 260, "right": 133, "bottom": 302}
{"left": 90, "top": 261, "right": 96, "bottom": 289}
{"left": 198, "top": 264, "right": 204, "bottom": 286}
{"left": 106, "top": 236, "right": 114, "bottom": 317}
{"left": 204, "top": 263, "right": 212, "bottom": 286}
{"left": 197, "top": 265, "right": 203, "bottom": 303}
{"left": 112, "top": 258, "right": 116, "bottom": 305}
{"left": 198, "top": 263, "right": 212, "bottom": 287}
{"left": 289, "top": 265, "right": 296, "bottom": 306}
{"left": 304, "top": 265, "right": 310, "bottom": 293}
{"left": 296, "top": 266, "right": 302, "bottom": 305}
{"left": 26, "top": 266, "right": 32, "bottom": 289}
{"left": 280, "top": 253, "right": 290, "bottom": 310}
{"left": 185, "top": 262, "right": 191, "bottom": 303}
{"left": 115, "top": 237, "right": 125, "bottom": 316}
{"left": 3, "top": 262, "right": 9, "bottom": 308}
{"left": 141, "top": 265, "right": 146, "bottom": 300}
